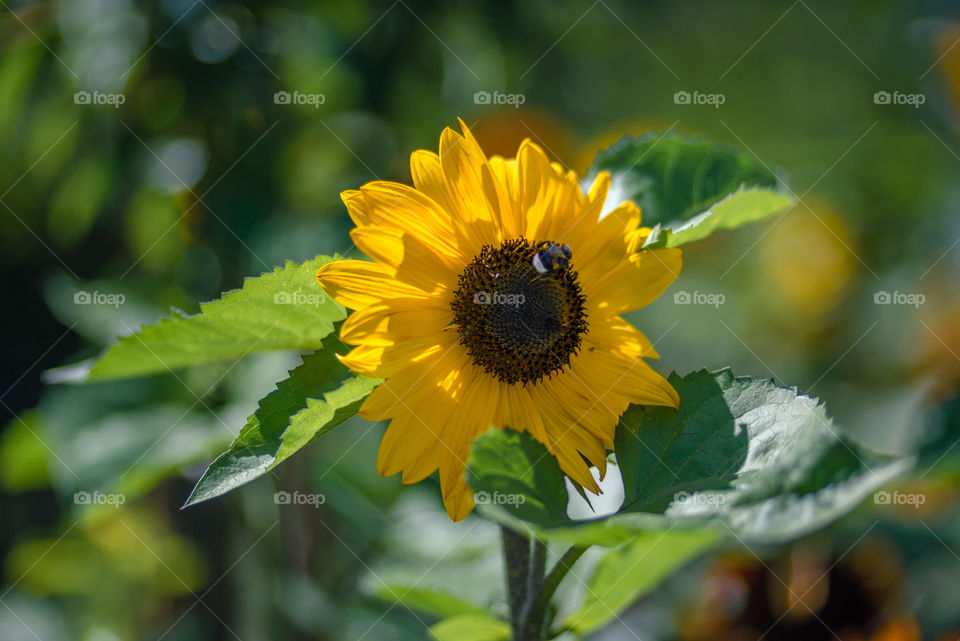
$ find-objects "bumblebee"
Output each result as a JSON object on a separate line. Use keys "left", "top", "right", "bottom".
{"left": 531, "top": 242, "right": 572, "bottom": 274}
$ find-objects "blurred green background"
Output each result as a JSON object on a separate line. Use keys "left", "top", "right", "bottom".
{"left": 2, "top": 0, "right": 960, "bottom": 639}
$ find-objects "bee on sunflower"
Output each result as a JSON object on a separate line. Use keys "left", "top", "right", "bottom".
{"left": 317, "top": 120, "right": 682, "bottom": 521}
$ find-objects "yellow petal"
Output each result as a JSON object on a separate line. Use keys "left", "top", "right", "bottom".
{"left": 539, "top": 370, "right": 620, "bottom": 448}
{"left": 439, "top": 126, "right": 500, "bottom": 247}
{"left": 340, "top": 332, "right": 454, "bottom": 378}
{"left": 377, "top": 411, "right": 440, "bottom": 483}
{"left": 588, "top": 248, "right": 683, "bottom": 317}
{"left": 316, "top": 260, "right": 428, "bottom": 310}
{"left": 486, "top": 156, "right": 522, "bottom": 237}
{"left": 358, "top": 338, "right": 467, "bottom": 421}
{"left": 586, "top": 316, "right": 660, "bottom": 360}
{"left": 359, "top": 181, "right": 468, "bottom": 260}
{"left": 340, "top": 301, "right": 451, "bottom": 347}
{"left": 349, "top": 225, "right": 460, "bottom": 293}
{"left": 441, "top": 474, "right": 476, "bottom": 522}
{"left": 586, "top": 170, "right": 611, "bottom": 205}
{"left": 410, "top": 149, "right": 457, "bottom": 217}
{"left": 341, "top": 189, "right": 369, "bottom": 227}
{"left": 437, "top": 370, "right": 499, "bottom": 519}
{"left": 572, "top": 345, "right": 679, "bottom": 408}
{"left": 575, "top": 201, "right": 642, "bottom": 286}
{"left": 516, "top": 140, "right": 553, "bottom": 240}
{"left": 525, "top": 383, "right": 603, "bottom": 492}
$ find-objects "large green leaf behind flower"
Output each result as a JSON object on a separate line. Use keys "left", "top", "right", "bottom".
{"left": 467, "top": 370, "right": 909, "bottom": 544}
{"left": 614, "top": 369, "right": 909, "bottom": 542}
{"left": 587, "top": 132, "right": 793, "bottom": 248}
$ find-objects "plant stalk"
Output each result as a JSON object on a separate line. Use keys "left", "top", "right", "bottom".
{"left": 527, "top": 544, "right": 588, "bottom": 633}
{"left": 501, "top": 526, "right": 589, "bottom": 641}
{"left": 501, "top": 526, "right": 533, "bottom": 636}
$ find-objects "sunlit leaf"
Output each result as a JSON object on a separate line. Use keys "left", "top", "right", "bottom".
{"left": 642, "top": 188, "right": 793, "bottom": 248}
{"left": 429, "top": 613, "right": 511, "bottom": 641}
{"left": 183, "top": 337, "right": 380, "bottom": 506}
{"left": 615, "top": 369, "right": 911, "bottom": 542}
{"left": 83, "top": 255, "right": 345, "bottom": 381}
{"left": 588, "top": 132, "right": 791, "bottom": 246}
{"left": 564, "top": 529, "right": 719, "bottom": 634}
{"left": 372, "top": 584, "right": 488, "bottom": 620}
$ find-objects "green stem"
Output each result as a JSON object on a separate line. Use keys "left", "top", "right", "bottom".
{"left": 518, "top": 539, "right": 547, "bottom": 635}
{"left": 502, "top": 526, "right": 589, "bottom": 641}
{"left": 526, "top": 544, "right": 589, "bottom": 637}
{"left": 501, "top": 526, "right": 532, "bottom": 635}
{"left": 527, "top": 538, "right": 547, "bottom": 602}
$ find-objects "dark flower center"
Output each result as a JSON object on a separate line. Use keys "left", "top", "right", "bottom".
{"left": 450, "top": 238, "right": 588, "bottom": 385}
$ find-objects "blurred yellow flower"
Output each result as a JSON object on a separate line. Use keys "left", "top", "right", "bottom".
{"left": 760, "top": 201, "right": 856, "bottom": 321}
{"left": 914, "top": 302, "right": 960, "bottom": 399}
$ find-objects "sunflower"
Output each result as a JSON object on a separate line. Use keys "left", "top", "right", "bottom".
{"left": 316, "top": 120, "right": 682, "bottom": 521}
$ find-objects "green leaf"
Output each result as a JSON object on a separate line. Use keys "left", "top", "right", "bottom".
{"left": 429, "top": 613, "right": 511, "bottom": 641}
{"left": 372, "top": 584, "right": 487, "bottom": 620}
{"left": 616, "top": 369, "right": 910, "bottom": 543}
{"left": 588, "top": 132, "right": 792, "bottom": 246}
{"left": 183, "top": 336, "right": 381, "bottom": 506}
{"left": 466, "top": 369, "right": 908, "bottom": 548}
{"left": 642, "top": 188, "right": 793, "bottom": 249}
{"left": 564, "top": 529, "right": 719, "bottom": 634}
{"left": 84, "top": 255, "right": 345, "bottom": 381}
{"left": 467, "top": 428, "right": 573, "bottom": 528}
